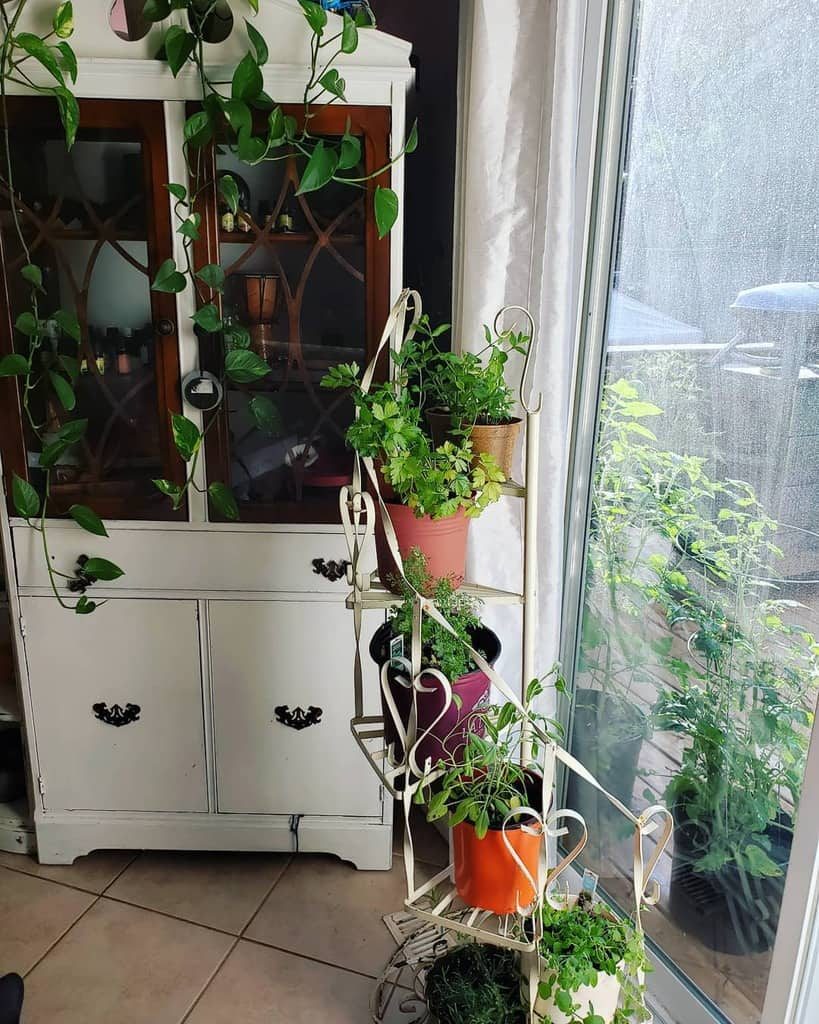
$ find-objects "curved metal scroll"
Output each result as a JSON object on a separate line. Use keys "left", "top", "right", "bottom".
{"left": 493, "top": 304, "right": 542, "bottom": 414}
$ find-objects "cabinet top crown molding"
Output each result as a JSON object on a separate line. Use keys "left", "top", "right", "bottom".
{"left": 11, "top": 0, "right": 412, "bottom": 67}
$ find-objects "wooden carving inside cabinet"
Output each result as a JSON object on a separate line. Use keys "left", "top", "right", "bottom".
{"left": 189, "top": 103, "right": 391, "bottom": 524}
{"left": 0, "top": 97, "right": 187, "bottom": 521}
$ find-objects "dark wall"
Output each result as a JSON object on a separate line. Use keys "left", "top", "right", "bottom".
{"left": 374, "top": 1, "right": 461, "bottom": 330}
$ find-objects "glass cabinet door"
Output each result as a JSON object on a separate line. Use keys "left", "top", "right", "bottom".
{"left": 0, "top": 98, "right": 186, "bottom": 520}
{"left": 192, "top": 104, "right": 391, "bottom": 523}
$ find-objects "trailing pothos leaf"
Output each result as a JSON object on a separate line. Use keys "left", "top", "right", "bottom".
{"left": 208, "top": 481, "right": 240, "bottom": 521}
{"left": 0, "top": 1, "right": 113, "bottom": 612}
{"left": 141, "top": 0, "right": 417, "bottom": 519}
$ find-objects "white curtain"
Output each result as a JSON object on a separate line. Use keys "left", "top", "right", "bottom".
{"left": 453, "top": 0, "right": 588, "bottom": 691}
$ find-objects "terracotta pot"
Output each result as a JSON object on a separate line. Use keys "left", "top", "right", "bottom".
{"left": 453, "top": 773, "right": 544, "bottom": 915}
{"left": 370, "top": 622, "right": 501, "bottom": 768}
{"left": 469, "top": 419, "right": 521, "bottom": 478}
{"left": 375, "top": 503, "right": 470, "bottom": 593}
{"left": 425, "top": 409, "right": 521, "bottom": 478}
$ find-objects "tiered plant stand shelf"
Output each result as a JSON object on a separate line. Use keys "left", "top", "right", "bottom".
{"left": 341, "top": 294, "right": 671, "bottom": 1023}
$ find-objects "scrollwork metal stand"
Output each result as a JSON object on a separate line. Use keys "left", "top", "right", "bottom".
{"left": 340, "top": 291, "right": 672, "bottom": 1024}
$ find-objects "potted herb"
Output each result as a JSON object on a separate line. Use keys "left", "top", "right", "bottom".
{"left": 322, "top": 361, "right": 504, "bottom": 589}
{"left": 425, "top": 324, "right": 530, "bottom": 478}
{"left": 421, "top": 675, "right": 564, "bottom": 916}
{"left": 535, "top": 892, "right": 649, "bottom": 1024}
{"left": 370, "top": 549, "right": 501, "bottom": 769}
{"left": 376, "top": 435, "right": 504, "bottom": 589}
{"left": 425, "top": 943, "right": 527, "bottom": 1024}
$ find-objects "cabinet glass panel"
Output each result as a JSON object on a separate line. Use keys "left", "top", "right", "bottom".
{"left": 0, "top": 100, "right": 183, "bottom": 519}
{"left": 198, "top": 117, "right": 383, "bottom": 524}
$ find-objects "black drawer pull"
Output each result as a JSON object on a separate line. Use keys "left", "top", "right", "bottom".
{"left": 92, "top": 702, "right": 141, "bottom": 727}
{"left": 311, "top": 558, "right": 350, "bottom": 582}
{"left": 275, "top": 705, "right": 323, "bottom": 730}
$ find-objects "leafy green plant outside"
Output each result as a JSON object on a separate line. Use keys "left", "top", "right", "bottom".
{"left": 578, "top": 371, "right": 819, "bottom": 880}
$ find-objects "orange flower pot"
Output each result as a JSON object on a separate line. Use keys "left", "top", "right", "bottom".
{"left": 453, "top": 818, "right": 543, "bottom": 915}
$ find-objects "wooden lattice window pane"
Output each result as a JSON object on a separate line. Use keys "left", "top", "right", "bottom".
{"left": 0, "top": 99, "right": 185, "bottom": 520}
{"left": 194, "top": 104, "right": 391, "bottom": 524}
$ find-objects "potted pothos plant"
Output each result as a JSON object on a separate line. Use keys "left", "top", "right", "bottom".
{"left": 424, "top": 943, "right": 527, "bottom": 1024}
{"left": 321, "top": 358, "right": 504, "bottom": 589}
{"left": 424, "top": 323, "right": 530, "bottom": 478}
{"left": 535, "top": 892, "right": 649, "bottom": 1024}
{"left": 370, "top": 548, "right": 501, "bottom": 769}
{"left": 419, "top": 673, "right": 565, "bottom": 916}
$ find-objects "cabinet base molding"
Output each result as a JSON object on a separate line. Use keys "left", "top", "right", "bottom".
{"left": 33, "top": 812, "right": 393, "bottom": 871}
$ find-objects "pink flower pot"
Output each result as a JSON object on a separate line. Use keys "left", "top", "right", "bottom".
{"left": 375, "top": 503, "right": 470, "bottom": 593}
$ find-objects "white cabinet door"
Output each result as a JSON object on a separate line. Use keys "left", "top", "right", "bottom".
{"left": 210, "top": 601, "right": 383, "bottom": 817}
{"left": 22, "top": 598, "right": 208, "bottom": 812}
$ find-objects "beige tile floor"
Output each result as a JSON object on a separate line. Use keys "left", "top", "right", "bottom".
{"left": 0, "top": 815, "right": 448, "bottom": 1024}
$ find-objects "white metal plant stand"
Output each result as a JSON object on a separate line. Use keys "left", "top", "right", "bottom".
{"left": 340, "top": 291, "right": 672, "bottom": 1023}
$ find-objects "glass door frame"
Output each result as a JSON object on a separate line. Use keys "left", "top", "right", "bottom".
{"left": 560, "top": 1, "right": 819, "bottom": 1022}
{"left": 0, "top": 96, "right": 187, "bottom": 520}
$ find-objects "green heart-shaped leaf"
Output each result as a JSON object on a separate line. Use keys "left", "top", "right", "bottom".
{"left": 68, "top": 503, "right": 108, "bottom": 537}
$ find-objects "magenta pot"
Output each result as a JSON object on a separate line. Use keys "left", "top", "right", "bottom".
{"left": 370, "top": 621, "right": 501, "bottom": 769}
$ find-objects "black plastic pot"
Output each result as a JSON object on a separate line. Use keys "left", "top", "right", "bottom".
{"left": 565, "top": 689, "right": 647, "bottom": 856}
{"left": 370, "top": 621, "right": 501, "bottom": 768}
{"left": 669, "top": 806, "right": 792, "bottom": 954}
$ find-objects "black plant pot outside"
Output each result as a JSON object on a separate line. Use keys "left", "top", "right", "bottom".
{"left": 669, "top": 806, "right": 792, "bottom": 955}
{"left": 565, "top": 689, "right": 647, "bottom": 857}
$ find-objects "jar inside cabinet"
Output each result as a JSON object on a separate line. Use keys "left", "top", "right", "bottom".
{"left": 0, "top": 98, "right": 186, "bottom": 520}
{"left": 192, "top": 105, "right": 391, "bottom": 524}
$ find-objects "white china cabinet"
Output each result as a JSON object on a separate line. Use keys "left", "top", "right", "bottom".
{"left": 0, "top": 0, "right": 412, "bottom": 868}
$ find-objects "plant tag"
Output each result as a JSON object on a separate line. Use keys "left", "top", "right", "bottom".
{"left": 389, "top": 634, "right": 404, "bottom": 666}
{"left": 581, "top": 869, "right": 599, "bottom": 898}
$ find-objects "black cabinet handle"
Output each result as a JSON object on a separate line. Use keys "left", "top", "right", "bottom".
{"left": 154, "top": 318, "right": 176, "bottom": 336}
{"left": 312, "top": 558, "right": 350, "bottom": 582}
{"left": 275, "top": 705, "right": 323, "bottom": 730}
{"left": 92, "top": 702, "right": 141, "bottom": 727}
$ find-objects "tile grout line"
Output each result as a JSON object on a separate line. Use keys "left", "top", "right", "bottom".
{"left": 21, "top": 894, "right": 102, "bottom": 979}
{"left": 0, "top": 851, "right": 141, "bottom": 899}
{"left": 238, "top": 852, "right": 294, "bottom": 937}
{"left": 177, "top": 936, "right": 241, "bottom": 1024}
{"left": 97, "top": 892, "right": 239, "bottom": 938}
{"left": 237, "top": 933, "right": 389, "bottom": 982}
{"left": 177, "top": 855, "right": 295, "bottom": 1024}
{"left": 101, "top": 851, "right": 142, "bottom": 893}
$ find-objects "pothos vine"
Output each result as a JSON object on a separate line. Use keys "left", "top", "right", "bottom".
{"left": 0, "top": 0, "right": 415, "bottom": 613}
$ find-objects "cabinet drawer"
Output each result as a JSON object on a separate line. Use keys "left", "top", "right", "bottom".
{"left": 12, "top": 524, "right": 372, "bottom": 594}
{"left": 210, "top": 601, "right": 383, "bottom": 817}
{"left": 22, "top": 598, "right": 208, "bottom": 813}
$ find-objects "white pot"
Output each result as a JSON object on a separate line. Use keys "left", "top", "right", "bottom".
{"left": 533, "top": 967, "right": 622, "bottom": 1024}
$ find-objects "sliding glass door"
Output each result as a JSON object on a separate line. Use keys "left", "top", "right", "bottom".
{"left": 564, "top": 1, "right": 819, "bottom": 1021}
